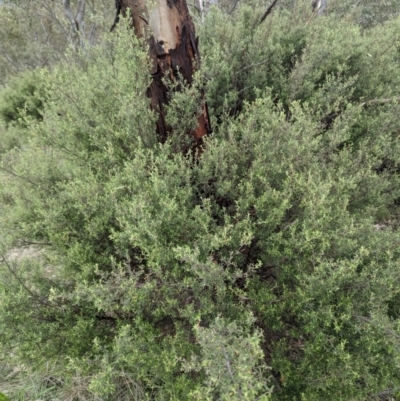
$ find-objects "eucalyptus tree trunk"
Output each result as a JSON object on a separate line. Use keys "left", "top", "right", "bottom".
{"left": 312, "top": 0, "right": 327, "bottom": 15}
{"left": 63, "top": 0, "right": 86, "bottom": 45}
{"left": 119, "top": 0, "right": 211, "bottom": 143}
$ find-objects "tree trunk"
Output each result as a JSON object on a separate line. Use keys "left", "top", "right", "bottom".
{"left": 63, "top": 0, "right": 86, "bottom": 45}
{"left": 119, "top": 0, "right": 211, "bottom": 143}
{"left": 312, "top": 0, "right": 327, "bottom": 15}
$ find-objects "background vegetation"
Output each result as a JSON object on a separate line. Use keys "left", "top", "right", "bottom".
{"left": 1, "top": 0, "right": 400, "bottom": 400}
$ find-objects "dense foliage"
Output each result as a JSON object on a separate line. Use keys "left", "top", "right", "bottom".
{"left": 1, "top": 1, "right": 400, "bottom": 400}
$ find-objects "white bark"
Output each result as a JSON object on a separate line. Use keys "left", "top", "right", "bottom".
{"left": 312, "top": 0, "right": 327, "bottom": 16}
{"left": 75, "top": 0, "right": 86, "bottom": 31}
{"left": 62, "top": 0, "right": 86, "bottom": 44}
{"left": 148, "top": 0, "right": 182, "bottom": 52}
{"left": 62, "top": 0, "right": 76, "bottom": 30}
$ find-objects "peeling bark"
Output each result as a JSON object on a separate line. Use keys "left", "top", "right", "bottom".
{"left": 119, "top": 0, "right": 211, "bottom": 144}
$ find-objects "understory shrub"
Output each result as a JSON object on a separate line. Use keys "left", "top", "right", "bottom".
{"left": 1, "top": 3, "right": 400, "bottom": 400}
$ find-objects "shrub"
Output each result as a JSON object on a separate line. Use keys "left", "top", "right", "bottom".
{"left": 1, "top": 5, "right": 400, "bottom": 401}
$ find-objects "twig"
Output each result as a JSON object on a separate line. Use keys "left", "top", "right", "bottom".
{"left": 229, "top": 0, "right": 240, "bottom": 15}
{"left": 1, "top": 253, "right": 51, "bottom": 308}
{"left": 237, "top": 58, "right": 269, "bottom": 74}
{"left": 0, "top": 47, "right": 19, "bottom": 73}
{"left": 360, "top": 96, "right": 400, "bottom": 107}
{"left": 0, "top": 166, "right": 40, "bottom": 187}
{"left": 260, "top": 0, "right": 279, "bottom": 24}
{"left": 369, "top": 387, "right": 400, "bottom": 399}
{"left": 320, "top": 96, "right": 400, "bottom": 128}
{"left": 110, "top": 0, "right": 122, "bottom": 32}
{"left": 222, "top": 346, "right": 235, "bottom": 383}
{"left": 89, "top": 23, "right": 97, "bottom": 46}
{"left": 354, "top": 315, "right": 400, "bottom": 340}
{"left": 353, "top": 0, "right": 364, "bottom": 8}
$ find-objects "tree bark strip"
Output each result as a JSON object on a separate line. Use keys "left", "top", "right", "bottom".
{"left": 119, "top": 0, "right": 211, "bottom": 143}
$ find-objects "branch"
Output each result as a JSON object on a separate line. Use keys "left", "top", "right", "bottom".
{"left": 229, "top": 0, "right": 240, "bottom": 15}
{"left": 75, "top": 0, "right": 86, "bottom": 32}
{"left": 110, "top": 0, "right": 122, "bottom": 32}
{"left": 0, "top": 49, "right": 19, "bottom": 73}
{"left": 369, "top": 387, "right": 400, "bottom": 400}
{"left": 62, "top": 0, "right": 77, "bottom": 31}
{"left": 360, "top": 96, "right": 400, "bottom": 107}
{"left": 260, "top": 0, "right": 279, "bottom": 24}
{"left": 320, "top": 96, "right": 400, "bottom": 128}
{"left": 0, "top": 166, "right": 40, "bottom": 187}
{"left": 222, "top": 346, "right": 235, "bottom": 383}
{"left": 354, "top": 315, "right": 400, "bottom": 340}
{"left": 89, "top": 23, "right": 97, "bottom": 46}
{"left": 236, "top": 57, "right": 269, "bottom": 74}
{"left": 39, "top": 0, "right": 70, "bottom": 40}
{"left": 1, "top": 253, "right": 51, "bottom": 308}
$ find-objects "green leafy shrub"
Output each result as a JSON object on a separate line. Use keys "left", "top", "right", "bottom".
{"left": 0, "top": 69, "right": 45, "bottom": 127}
{"left": 200, "top": 2, "right": 400, "bottom": 131}
{"left": 0, "top": 69, "right": 45, "bottom": 152}
{"left": 1, "top": 5, "right": 400, "bottom": 401}
{"left": 187, "top": 315, "right": 272, "bottom": 400}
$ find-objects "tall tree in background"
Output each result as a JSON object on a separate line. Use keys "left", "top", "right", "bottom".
{"left": 62, "top": 0, "right": 86, "bottom": 45}
{"left": 117, "top": 0, "right": 211, "bottom": 142}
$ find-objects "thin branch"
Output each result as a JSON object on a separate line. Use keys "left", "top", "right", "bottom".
{"left": 222, "top": 346, "right": 235, "bottom": 383}
{"left": 187, "top": 3, "right": 201, "bottom": 14}
{"left": 360, "top": 96, "right": 400, "bottom": 107}
{"left": 237, "top": 84, "right": 254, "bottom": 95}
{"left": 0, "top": 51, "right": 19, "bottom": 73}
{"left": 0, "top": 166, "right": 40, "bottom": 187}
{"left": 89, "top": 23, "right": 97, "bottom": 46}
{"left": 320, "top": 96, "right": 400, "bottom": 128}
{"left": 39, "top": 0, "right": 70, "bottom": 40}
{"left": 260, "top": 0, "right": 279, "bottom": 24}
{"left": 110, "top": 0, "right": 122, "bottom": 32}
{"left": 354, "top": 315, "right": 400, "bottom": 340}
{"left": 369, "top": 387, "right": 400, "bottom": 400}
{"left": 1, "top": 253, "right": 51, "bottom": 308}
{"left": 237, "top": 57, "right": 269, "bottom": 74}
{"left": 229, "top": 0, "right": 240, "bottom": 15}
{"left": 18, "top": 241, "right": 53, "bottom": 246}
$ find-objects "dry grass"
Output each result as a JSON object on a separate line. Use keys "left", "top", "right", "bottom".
{"left": 0, "top": 362, "right": 145, "bottom": 401}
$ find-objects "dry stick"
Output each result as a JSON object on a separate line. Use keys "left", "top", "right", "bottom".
{"left": 260, "top": 0, "right": 279, "bottom": 24}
